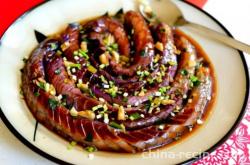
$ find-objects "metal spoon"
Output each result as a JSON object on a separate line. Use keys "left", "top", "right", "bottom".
{"left": 139, "top": 0, "right": 250, "bottom": 54}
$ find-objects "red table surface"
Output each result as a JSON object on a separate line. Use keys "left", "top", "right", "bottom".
{"left": 1, "top": 0, "right": 249, "bottom": 165}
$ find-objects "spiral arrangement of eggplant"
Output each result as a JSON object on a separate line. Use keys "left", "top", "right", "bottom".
{"left": 21, "top": 11, "right": 214, "bottom": 153}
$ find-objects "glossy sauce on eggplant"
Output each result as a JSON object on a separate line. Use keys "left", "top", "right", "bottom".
{"left": 21, "top": 11, "right": 216, "bottom": 153}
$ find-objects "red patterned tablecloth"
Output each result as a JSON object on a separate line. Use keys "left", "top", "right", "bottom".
{"left": 194, "top": 107, "right": 250, "bottom": 164}
{"left": 0, "top": 0, "right": 249, "bottom": 164}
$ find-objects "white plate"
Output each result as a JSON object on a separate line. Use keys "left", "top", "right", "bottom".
{"left": 0, "top": 0, "right": 248, "bottom": 164}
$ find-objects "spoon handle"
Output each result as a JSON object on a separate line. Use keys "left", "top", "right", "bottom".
{"left": 185, "top": 21, "right": 250, "bottom": 54}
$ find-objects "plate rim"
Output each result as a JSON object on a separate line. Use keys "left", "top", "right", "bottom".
{"left": 0, "top": 0, "right": 249, "bottom": 164}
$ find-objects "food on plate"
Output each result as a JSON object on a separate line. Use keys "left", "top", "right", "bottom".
{"left": 21, "top": 10, "right": 215, "bottom": 153}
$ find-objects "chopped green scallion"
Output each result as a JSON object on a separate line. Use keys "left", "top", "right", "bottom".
{"left": 69, "top": 63, "right": 81, "bottom": 69}
{"left": 89, "top": 89, "right": 95, "bottom": 98}
{"left": 100, "top": 75, "right": 108, "bottom": 84}
{"left": 54, "top": 69, "right": 61, "bottom": 75}
{"left": 78, "top": 49, "right": 89, "bottom": 60}
{"left": 140, "top": 49, "right": 146, "bottom": 56}
{"left": 38, "top": 82, "right": 45, "bottom": 90}
{"left": 159, "top": 86, "right": 168, "bottom": 94}
{"left": 48, "top": 98, "right": 59, "bottom": 110}
{"left": 190, "top": 75, "right": 198, "bottom": 82}
{"left": 34, "top": 92, "right": 40, "bottom": 97}
{"left": 190, "top": 75, "right": 201, "bottom": 87}
{"left": 50, "top": 43, "right": 58, "bottom": 50}
{"left": 85, "top": 133, "right": 93, "bottom": 142}
{"left": 110, "top": 90, "right": 117, "bottom": 98}
{"left": 193, "top": 80, "right": 201, "bottom": 86}
{"left": 85, "top": 146, "right": 97, "bottom": 153}
{"left": 110, "top": 43, "right": 118, "bottom": 51}
{"left": 109, "top": 121, "right": 122, "bottom": 129}
{"left": 67, "top": 141, "right": 77, "bottom": 150}
{"left": 129, "top": 112, "right": 141, "bottom": 121}
{"left": 180, "top": 69, "right": 188, "bottom": 76}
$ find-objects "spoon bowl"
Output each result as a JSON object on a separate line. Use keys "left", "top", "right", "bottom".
{"left": 139, "top": 0, "right": 183, "bottom": 26}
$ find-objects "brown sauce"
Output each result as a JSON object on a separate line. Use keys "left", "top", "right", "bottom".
{"left": 113, "top": 29, "right": 217, "bottom": 155}
{"left": 28, "top": 13, "right": 217, "bottom": 154}
{"left": 149, "top": 29, "right": 217, "bottom": 151}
